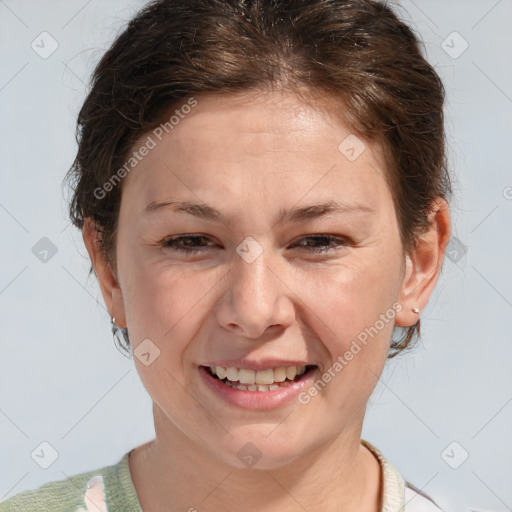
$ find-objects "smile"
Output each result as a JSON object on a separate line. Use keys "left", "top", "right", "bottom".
{"left": 205, "top": 365, "right": 313, "bottom": 391}
{"left": 198, "top": 363, "right": 319, "bottom": 409}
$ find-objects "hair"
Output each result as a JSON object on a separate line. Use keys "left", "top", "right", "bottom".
{"left": 64, "top": 0, "right": 451, "bottom": 358}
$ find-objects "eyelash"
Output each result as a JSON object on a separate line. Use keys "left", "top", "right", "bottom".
{"left": 160, "top": 234, "right": 347, "bottom": 255}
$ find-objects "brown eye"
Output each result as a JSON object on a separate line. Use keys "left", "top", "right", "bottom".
{"left": 291, "top": 235, "right": 347, "bottom": 253}
{"left": 161, "top": 235, "right": 215, "bottom": 254}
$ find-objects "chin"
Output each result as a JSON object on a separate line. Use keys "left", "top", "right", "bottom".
{"left": 210, "top": 427, "right": 310, "bottom": 471}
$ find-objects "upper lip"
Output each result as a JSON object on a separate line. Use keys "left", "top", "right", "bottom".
{"left": 200, "top": 359, "right": 316, "bottom": 371}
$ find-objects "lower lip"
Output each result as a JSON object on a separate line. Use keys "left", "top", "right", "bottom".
{"left": 198, "top": 365, "right": 318, "bottom": 410}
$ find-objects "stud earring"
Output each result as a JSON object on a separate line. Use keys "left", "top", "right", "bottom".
{"left": 412, "top": 307, "right": 420, "bottom": 314}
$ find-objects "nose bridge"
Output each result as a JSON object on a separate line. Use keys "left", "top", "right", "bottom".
{"left": 216, "top": 237, "right": 294, "bottom": 338}
{"left": 235, "top": 242, "right": 272, "bottom": 303}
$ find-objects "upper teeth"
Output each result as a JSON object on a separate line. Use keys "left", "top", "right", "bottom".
{"left": 211, "top": 365, "right": 307, "bottom": 384}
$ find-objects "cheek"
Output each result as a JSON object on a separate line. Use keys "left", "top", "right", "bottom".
{"left": 120, "top": 252, "right": 226, "bottom": 356}
{"left": 296, "top": 262, "right": 400, "bottom": 416}
{"left": 122, "top": 262, "right": 223, "bottom": 414}
{"left": 302, "top": 249, "right": 403, "bottom": 365}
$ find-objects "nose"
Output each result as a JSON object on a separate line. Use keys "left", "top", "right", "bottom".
{"left": 214, "top": 243, "right": 296, "bottom": 340}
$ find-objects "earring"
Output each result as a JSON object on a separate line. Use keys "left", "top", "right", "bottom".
{"left": 412, "top": 307, "right": 420, "bottom": 314}
{"left": 111, "top": 316, "right": 132, "bottom": 359}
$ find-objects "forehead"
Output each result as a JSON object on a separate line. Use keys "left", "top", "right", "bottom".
{"left": 120, "top": 90, "right": 391, "bottom": 217}
{"left": 145, "top": 91, "right": 348, "bottom": 164}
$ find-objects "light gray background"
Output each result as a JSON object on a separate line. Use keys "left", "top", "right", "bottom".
{"left": 1, "top": 1, "right": 511, "bottom": 511}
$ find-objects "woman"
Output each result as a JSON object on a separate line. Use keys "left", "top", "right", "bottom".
{"left": 0, "top": 0, "right": 452, "bottom": 511}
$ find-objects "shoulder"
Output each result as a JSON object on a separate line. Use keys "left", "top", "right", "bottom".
{"left": 0, "top": 472, "right": 104, "bottom": 512}
{"left": 404, "top": 481, "right": 444, "bottom": 512}
{"left": 0, "top": 453, "right": 135, "bottom": 512}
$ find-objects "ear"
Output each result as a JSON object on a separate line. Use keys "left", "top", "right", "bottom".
{"left": 82, "top": 217, "right": 127, "bottom": 328}
{"left": 395, "top": 198, "right": 451, "bottom": 327}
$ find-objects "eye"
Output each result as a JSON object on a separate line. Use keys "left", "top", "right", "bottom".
{"left": 160, "top": 234, "right": 216, "bottom": 254}
{"left": 290, "top": 235, "right": 347, "bottom": 253}
{"left": 160, "top": 233, "right": 348, "bottom": 256}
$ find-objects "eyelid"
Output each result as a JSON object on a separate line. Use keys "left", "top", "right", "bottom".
{"left": 291, "top": 234, "right": 347, "bottom": 244}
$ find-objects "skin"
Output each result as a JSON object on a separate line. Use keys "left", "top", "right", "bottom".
{"left": 83, "top": 90, "right": 451, "bottom": 512}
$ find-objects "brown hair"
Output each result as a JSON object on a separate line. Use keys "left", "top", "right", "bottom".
{"left": 64, "top": 0, "right": 451, "bottom": 358}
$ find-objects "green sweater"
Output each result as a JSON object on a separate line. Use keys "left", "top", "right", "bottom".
{"left": 0, "top": 441, "right": 444, "bottom": 512}
{"left": 0, "top": 451, "right": 142, "bottom": 512}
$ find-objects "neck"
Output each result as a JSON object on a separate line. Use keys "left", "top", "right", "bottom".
{"left": 129, "top": 406, "right": 382, "bottom": 512}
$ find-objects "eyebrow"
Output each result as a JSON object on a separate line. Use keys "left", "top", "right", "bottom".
{"left": 143, "top": 198, "right": 375, "bottom": 225}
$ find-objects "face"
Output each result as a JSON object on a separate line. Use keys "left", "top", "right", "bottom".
{"left": 91, "top": 91, "right": 424, "bottom": 469}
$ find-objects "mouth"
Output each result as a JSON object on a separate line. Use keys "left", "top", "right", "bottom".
{"left": 201, "top": 364, "right": 318, "bottom": 392}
